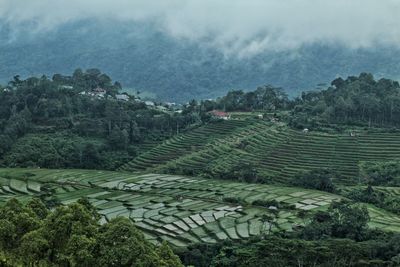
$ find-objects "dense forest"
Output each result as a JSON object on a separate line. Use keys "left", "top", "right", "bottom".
{"left": 197, "top": 73, "right": 400, "bottom": 128}
{"left": 292, "top": 73, "right": 400, "bottom": 128}
{"left": 0, "top": 69, "right": 198, "bottom": 169}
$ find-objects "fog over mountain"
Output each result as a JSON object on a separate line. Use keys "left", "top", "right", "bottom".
{"left": 1, "top": 0, "right": 400, "bottom": 101}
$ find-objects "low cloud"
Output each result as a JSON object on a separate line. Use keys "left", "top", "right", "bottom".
{"left": 1, "top": 0, "right": 400, "bottom": 56}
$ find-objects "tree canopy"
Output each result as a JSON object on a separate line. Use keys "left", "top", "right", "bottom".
{"left": 0, "top": 198, "right": 183, "bottom": 267}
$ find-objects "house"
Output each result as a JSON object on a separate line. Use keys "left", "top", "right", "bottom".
{"left": 257, "top": 114, "right": 264, "bottom": 119}
{"left": 145, "top": 101, "right": 155, "bottom": 107}
{"left": 156, "top": 105, "right": 168, "bottom": 112}
{"left": 165, "top": 102, "right": 176, "bottom": 107}
{"left": 92, "top": 87, "right": 106, "bottom": 97}
{"left": 2, "top": 88, "right": 10, "bottom": 93}
{"left": 79, "top": 88, "right": 107, "bottom": 99}
{"left": 302, "top": 128, "right": 309, "bottom": 134}
{"left": 59, "top": 85, "right": 74, "bottom": 90}
{"left": 116, "top": 94, "right": 130, "bottom": 101}
{"left": 209, "top": 110, "right": 231, "bottom": 120}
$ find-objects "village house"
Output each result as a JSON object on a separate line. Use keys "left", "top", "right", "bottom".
{"left": 91, "top": 87, "right": 107, "bottom": 98}
{"left": 156, "top": 105, "right": 168, "bottom": 112}
{"left": 59, "top": 85, "right": 74, "bottom": 90}
{"left": 209, "top": 110, "right": 231, "bottom": 120}
{"left": 116, "top": 94, "right": 130, "bottom": 101}
{"left": 145, "top": 101, "right": 155, "bottom": 107}
{"left": 79, "top": 87, "right": 107, "bottom": 99}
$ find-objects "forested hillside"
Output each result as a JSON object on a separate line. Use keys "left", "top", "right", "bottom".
{"left": 2, "top": 19, "right": 400, "bottom": 101}
{"left": 0, "top": 69, "right": 198, "bottom": 170}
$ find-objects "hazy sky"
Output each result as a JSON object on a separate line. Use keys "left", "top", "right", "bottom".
{"left": 1, "top": 0, "right": 400, "bottom": 56}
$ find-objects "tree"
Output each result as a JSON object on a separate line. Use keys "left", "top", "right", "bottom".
{"left": 301, "top": 200, "right": 370, "bottom": 241}
{"left": 0, "top": 198, "right": 183, "bottom": 266}
{"left": 81, "top": 143, "right": 100, "bottom": 169}
{"left": 108, "top": 126, "right": 129, "bottom": 150}
{"left": 26, "top": 198, "right": 49, "bottom": 220}
{"left": 291, "top": 169, "right": 337, "bottom": 193}
{"left": 158, "top": 241, "right": 184, "bottom": 267}
{"left": 18, "top": 230, "right": 49, "bottom": 265}
{"left": 329, "top": 200, "right": 370, "bottom": 241}
{"left": 97, "top": 217, "right": 182, "bottom": 267}
{"left": 359, "top": 160, "right": 400, "bottom": 186}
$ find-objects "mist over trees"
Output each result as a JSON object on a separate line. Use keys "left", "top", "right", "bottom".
{"left": 2, "top": 20, "right": 400, "bottom": 102}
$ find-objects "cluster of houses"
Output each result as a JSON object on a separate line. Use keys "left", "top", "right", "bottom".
{"left": 76, "top": 87, "right": 183, "bottom": 113}
{"left": 78, "top": 87, "right": 132, "bottom": 102}
{"left": 79, "top": 87, "right": 108, "bottom": 98}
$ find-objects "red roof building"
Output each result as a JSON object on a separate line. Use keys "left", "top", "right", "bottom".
{"left": 209, "top": 110, "right": 231, "bottom": 120}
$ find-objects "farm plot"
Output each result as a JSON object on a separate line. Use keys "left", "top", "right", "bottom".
{"left": 123, "top": 120, "right": 400, "bottom": 185}
{"left": 119, "top": 119, "right": 252, "bottom": 172}
{"left": 0, "top": 168, "right": 399, "bottom": 248}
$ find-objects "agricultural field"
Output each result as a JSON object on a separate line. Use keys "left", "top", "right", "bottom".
{"left": 0, "top": 168, "right": 399, "bottom": 247}
{"left": 119, "top": 119, "right": 253, "bottom": 171}
{"left": 121, "top": 120, "right": 400, "bottom": 184}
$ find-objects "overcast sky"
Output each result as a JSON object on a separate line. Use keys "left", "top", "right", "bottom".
{"left": 1, "top": 0, "right": 400, "bottom": 56}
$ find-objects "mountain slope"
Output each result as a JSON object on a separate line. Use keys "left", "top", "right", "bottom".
{"left": 1, "top": 19, "right": 400, "bottom": 101}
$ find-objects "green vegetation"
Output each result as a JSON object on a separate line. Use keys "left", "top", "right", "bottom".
{"left": 0, "top": 168, "right": 399, "bottom": 249}
{"left": 121, "top": 120, "right": 400, "bottom": 186}
{"left": 0, "top": 69, "right": 201, "bottom": 170}
{"left": 342, "top": 185, "right": 400, "bottom": 215}
{"left": 119, "top": 119, "right": 251, "bottom": 172}
{"left": 290, "top": 169, "right": 338, "bottom": 193}
{"left": 1, "top": 71, "right": 400, "bottom": 265}
{"left": 208, "top": 235, "right": 400, "bottom": 267}
{"left": 180, "top": 201, "right": 400, "bottom": 266}
{"left": 292, "top": 73, "right": 400, "bottom": 128}
{"left": 359, "top": 160, "right": 400, "bottom": 186}
{"left": 0, "top": 198, "right": 182, "bottom": 266}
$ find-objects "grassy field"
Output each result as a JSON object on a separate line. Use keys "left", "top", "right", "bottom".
{"left": 121, "top": 120, "right": 400, "bottom": 184}
{"left": 0, "top": 168, "right": 399, "bottom": 247}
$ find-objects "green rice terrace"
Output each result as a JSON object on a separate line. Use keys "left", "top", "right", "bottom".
{"left": 0, "top": 168, "right": 399, "bottom": 248}
{"left": 121, "top": 119, "right": 400, "bottom": 184}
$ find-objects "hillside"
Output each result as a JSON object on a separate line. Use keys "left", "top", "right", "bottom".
{"left": 2, "top": 20, "right": 400, "bottom": 101}
{"left": 1, "top": 168, "right": 399, "bottom": 248}
{"left": 120, "top": 119, "right": 400, "bottom": 185}
{"left": 1, "top": 75, "right": 400, "bottom": 265}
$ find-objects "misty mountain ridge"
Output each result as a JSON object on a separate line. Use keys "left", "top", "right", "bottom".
{"left": 1, "top": 19, "right": 400, "bottom": 102}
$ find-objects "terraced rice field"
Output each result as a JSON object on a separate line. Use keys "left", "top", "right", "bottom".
{"left": 0, "top": 168, "right": 399, "bottom": 247}
{"left": 119, "top": 119, "right": 252, "bottom": 172}
{"left": 121, "top": 120, "right": 400, "bottom": 184}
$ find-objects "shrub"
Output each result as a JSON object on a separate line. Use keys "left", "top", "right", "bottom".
{"left": 291, "top": 169, "right": 337, "bottom": 193}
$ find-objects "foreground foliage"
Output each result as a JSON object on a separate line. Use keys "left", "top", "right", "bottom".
{"left": 0, "top": 198, "right": 183, "bottom": 267}
{"left": 179, "top": 201, "right": 400, "bottom": 266}
{"left": 209, "top": 236, "right": 400, "bottom": 267}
